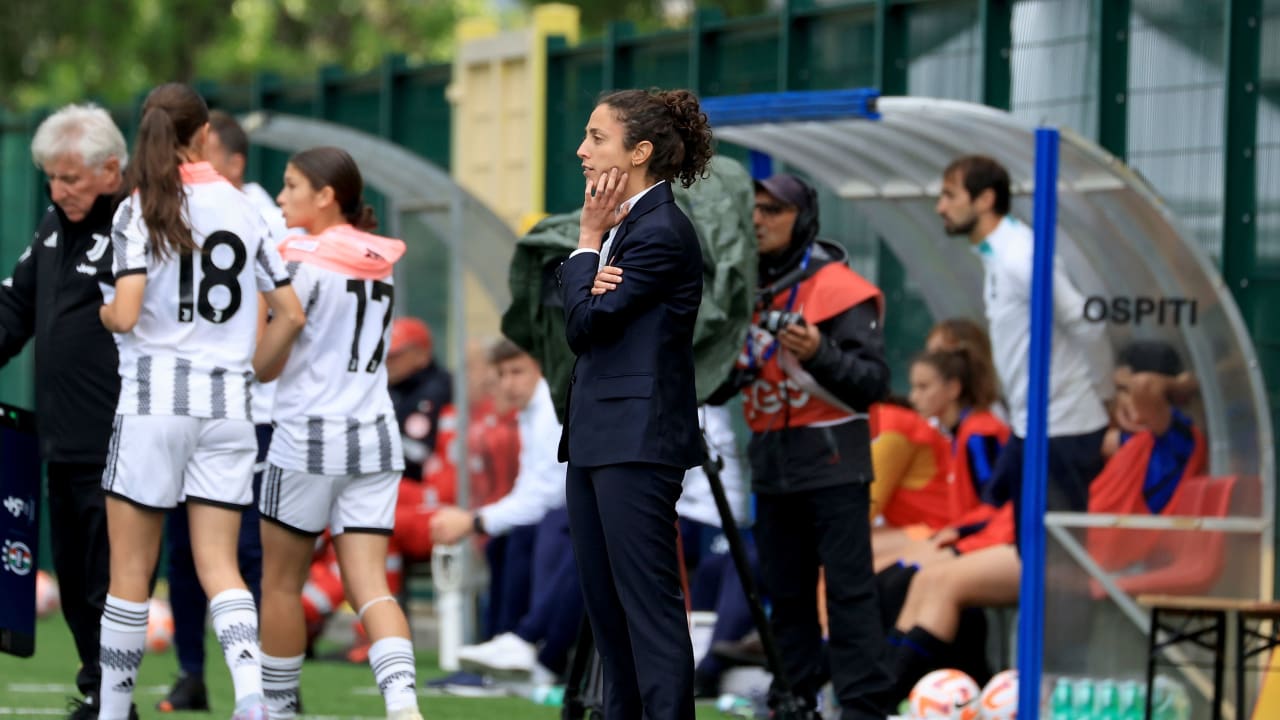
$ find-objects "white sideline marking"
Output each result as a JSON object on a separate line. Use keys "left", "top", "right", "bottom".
{"left": 355, "top": 685, "right": 514, "bottom": 699}
{"left": 6, "top": 682, "right": 167, "bottom": 695}
{"left": 0, "top": 707, "right": 388, "bottom": 720}
{"left": 5, "top": 683, "right": 76, "bottom": 693}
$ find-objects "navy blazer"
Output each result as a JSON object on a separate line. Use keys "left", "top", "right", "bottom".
{"left": 557, "top": 182, "right": 704, "bottom": 469}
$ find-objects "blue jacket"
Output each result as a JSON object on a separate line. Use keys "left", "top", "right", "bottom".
{"left": 557, "top": 182, "right": 704, "bottom": 469}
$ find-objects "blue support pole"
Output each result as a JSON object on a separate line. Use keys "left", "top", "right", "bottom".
{"left": 1018, "top": 127, "right": 1059, "bottom": 720}
{"left": 748, "top": 150, "right": 774, "bottom": 180}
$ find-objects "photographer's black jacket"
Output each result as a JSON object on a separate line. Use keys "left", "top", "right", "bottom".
{"left": 0, "top": 195, "right": 120, "bottom": 463}
{"left": 712, "top": 239, "right": 890, "bottom": 493}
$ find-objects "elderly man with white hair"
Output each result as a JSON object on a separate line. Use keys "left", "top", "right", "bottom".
{"left": 0, "top": 104, "right": 129, "bottom": 719}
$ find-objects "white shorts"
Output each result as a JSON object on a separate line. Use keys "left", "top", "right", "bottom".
{"left": 102, "top": 415, "right": 257, "bottom": 510}
{"left": 259, "top": 464, "right": 398, "bottom": 537}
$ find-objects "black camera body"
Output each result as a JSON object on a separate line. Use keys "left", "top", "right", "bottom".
{"left": 759, "top": 310, "right": 807, "bottom": 334}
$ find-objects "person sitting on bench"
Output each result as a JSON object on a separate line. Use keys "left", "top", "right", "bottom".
{"left": 881, "top": 339, "right": 1204, "bottom": 703}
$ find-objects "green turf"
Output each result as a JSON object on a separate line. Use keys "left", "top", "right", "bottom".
{"left": 2, "top": 616, "right": 726, "bottom": 718}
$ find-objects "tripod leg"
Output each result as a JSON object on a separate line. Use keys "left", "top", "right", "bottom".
{"left": 700, "top": 439, "right": 807, "bottom": 716}
{"left": 561, "top": 613, "right": 594, "bottom": 720}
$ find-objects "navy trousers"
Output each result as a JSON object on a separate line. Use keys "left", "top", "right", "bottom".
{"left": 166, "top": 424, "right": 267, "bottom": 677}
{"left": 677, "top": 518, "right": 720, "bottom": 581}
{"left": 483, "top": 522, "right": 538, "bottom": 640}
{"left": 566, "top": 462, "right": 694, "bottom": 720}
{"left": 514, "top": 507, "right": 583, "bottom": 675}
{"left": 689, "top": 532, "right": 759, "bottom": 681}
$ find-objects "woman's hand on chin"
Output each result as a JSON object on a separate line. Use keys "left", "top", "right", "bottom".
{"left": 579, "top": 167, "right": 630, "bottom": 250}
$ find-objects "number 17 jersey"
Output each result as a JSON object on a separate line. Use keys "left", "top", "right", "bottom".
{"left": 268, "top": 224, "right": 408, "bottom": 477}
{"left": 110, "top": 162, "right": 291, "bottom": 421}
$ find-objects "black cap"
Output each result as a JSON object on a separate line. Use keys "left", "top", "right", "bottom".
{"left": 1117, "top": 340, "right": 1184, "bottom": 377}
{"left": 754, "top": 174, "right": 814, "bottom": 213}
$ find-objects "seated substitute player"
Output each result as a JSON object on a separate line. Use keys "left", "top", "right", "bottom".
{"left": 97, "top": 83, "right": 305, "bottom": 720}
{"left": 871, "top": 347, "right": 1009, "bottom": 570}
{"left": 258, "top": 145, "right": 423, "bottom": 720}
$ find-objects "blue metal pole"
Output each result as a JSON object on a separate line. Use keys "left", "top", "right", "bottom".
{"left": 1018, "top": 127, "right": 1059, "bottom": 720}
{"left": 748, "top": 150, "right": 774, "bottom": 180}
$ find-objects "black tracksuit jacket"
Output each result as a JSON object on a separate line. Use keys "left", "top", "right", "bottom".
{"left": 0, "top": 194, "right": 120, "bottom": 463}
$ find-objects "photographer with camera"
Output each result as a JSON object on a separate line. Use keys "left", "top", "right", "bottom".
{"left": 709, "top": 174, "right": 894, "bottom": 719}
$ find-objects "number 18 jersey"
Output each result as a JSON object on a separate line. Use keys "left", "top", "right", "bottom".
{"left": 110, "top": 162, "right": 291, "bottom": 421}
{"left": 268, "top": 224, "right": 408, "bottom": 477}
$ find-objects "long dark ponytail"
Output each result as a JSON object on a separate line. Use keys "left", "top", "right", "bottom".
{"left": 122, "top": 83, "right": 209, "bottom": 259}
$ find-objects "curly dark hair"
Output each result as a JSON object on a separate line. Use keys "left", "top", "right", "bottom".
{"left": 598, "top": 88, "right": 714, "bottom": 188}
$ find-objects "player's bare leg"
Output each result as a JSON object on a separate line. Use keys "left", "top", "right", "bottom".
{"left": 334, "top": 531, "right": 422, "bottom": 720}
{"left": 258, "top": 520, "right": 314, "bottom": 718}
{"left": 97, "top": 497, "right": 164, "bottom": 719}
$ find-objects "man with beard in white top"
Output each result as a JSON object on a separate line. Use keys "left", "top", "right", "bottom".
{"left": 932, "top": 154, "right": 1113, "bottom": 678}
{"left": 156, "top": 109, "right": 289, "bottom": 714}
{"left": 934, "top": 154, "right": 1112, "bottom": 538}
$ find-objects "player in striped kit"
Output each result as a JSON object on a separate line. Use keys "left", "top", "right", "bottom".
{"left": 258, "top": 146, "right": 423, "bottom": 720}
{"left": 96, "top": 83, "right": 306, "bottom": 720}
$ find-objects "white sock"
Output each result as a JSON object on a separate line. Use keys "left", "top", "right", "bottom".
{"left": 209, "top": 588, "right": 263, "bottom": 703}
{"left": 98, "top": 595, "right": 148, "bottom": 720}
{"left": 368, "top": 636, "right": 418, "bottom": 713}
{"left": 261, "top": 652, "right": 304, "bottom": 719}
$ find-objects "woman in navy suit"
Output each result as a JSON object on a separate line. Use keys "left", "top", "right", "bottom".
{"left": 557, "top": 88, "right": 713, "bottom": 720}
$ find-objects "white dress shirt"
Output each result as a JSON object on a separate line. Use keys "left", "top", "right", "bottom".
{"left": 476, "top": 377, "right": 567, "bottom": 536}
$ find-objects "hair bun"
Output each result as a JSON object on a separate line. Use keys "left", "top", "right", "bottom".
{"left": 350, "top": 202, "right": 378, "bottom": 231}
{"left": 657, "top": 89, "right": 713, "bottom": 188}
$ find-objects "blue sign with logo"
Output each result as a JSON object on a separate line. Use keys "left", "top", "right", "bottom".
{"left": 0, "top": 403, "right": 41, "bottom": 657}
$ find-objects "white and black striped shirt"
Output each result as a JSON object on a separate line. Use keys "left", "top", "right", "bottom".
{"left": 244, "top": 181, "right": 291, "bottom": 425}
{"left": 110, "top": 162, "right": 291, "bottom": 421}
{"left": 268, "top": 227, "right": 405, "bottom": 476}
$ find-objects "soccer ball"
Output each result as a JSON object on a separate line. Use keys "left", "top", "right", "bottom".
{"left": 35, "top": 570, "right": 60, "bottom": 618}
{"left": 909, "top": 668, "right": 981, "bottom": 719}
{"left": 978, "top": 670, "right": 1017, "bottom": 719}
{"left": 147, "top": 598, "right": 175, "bottom": 653}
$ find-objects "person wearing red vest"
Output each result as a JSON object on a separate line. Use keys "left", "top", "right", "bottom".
{"left": 707, "top": 173, "right": 893, "bottom": 720}
{"left": 868, "top": 402, "right": 952, "bottom": 530}
{"left": 871, "top": 348, "right": 1010, "bottom": 570}
{"left": 881, "top": 341, "right": 1202, "bottom": 702}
